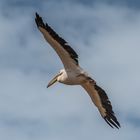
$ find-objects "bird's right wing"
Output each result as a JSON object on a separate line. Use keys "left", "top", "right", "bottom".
{"left": 82, "top": 80, "right": 120, "bottom": 129}
{"left": 35, "top": 13, "right": 79, "bottom": 70}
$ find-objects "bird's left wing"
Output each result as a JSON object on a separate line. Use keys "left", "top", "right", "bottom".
{"left": 82, "top": 80, "right": 120, "bottom": 129}
{"left": 35, "top": 13, "right": 79, "bottom": 70}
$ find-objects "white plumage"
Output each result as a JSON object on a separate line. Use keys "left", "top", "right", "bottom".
{"left": 35, "top": 13, "right": 120, "bottom": 129}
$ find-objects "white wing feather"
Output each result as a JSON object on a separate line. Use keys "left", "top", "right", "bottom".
{"left": 35, "top": 13, "right": 78, "bottom": 70}
{"left": 82, "top": 81, "right": 120, "bottom": 129}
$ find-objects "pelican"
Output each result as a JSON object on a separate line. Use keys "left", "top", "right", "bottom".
{"left": 35, "top": 13, "right": 120, "bottom": 129}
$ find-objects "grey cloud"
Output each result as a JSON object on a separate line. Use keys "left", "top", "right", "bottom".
{"left": 1, "top": 0, "right": 140, "bottom": 11}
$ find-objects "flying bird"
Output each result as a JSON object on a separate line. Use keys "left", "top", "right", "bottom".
{"left": 35, "top": 13, "right": 120, "bottom": 129}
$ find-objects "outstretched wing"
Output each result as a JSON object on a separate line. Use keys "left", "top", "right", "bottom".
{"left": 35, "top": 13, "right": 79, "bottom": 70}
{"left": 82, "top": 79, "right": 120, "bottom": 129}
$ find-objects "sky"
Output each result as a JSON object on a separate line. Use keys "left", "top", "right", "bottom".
{"left": 0, "top": 0, "right": 140, "bottom": 140}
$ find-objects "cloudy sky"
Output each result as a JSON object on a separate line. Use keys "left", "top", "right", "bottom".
{"left": 0, "top": 0, "right": 140, "bottom": 139}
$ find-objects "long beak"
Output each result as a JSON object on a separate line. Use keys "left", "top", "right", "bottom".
{"left": 47, "top": 73, "right": 61, "bottom": 88}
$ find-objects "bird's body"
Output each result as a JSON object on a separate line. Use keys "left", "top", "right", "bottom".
{"left": 35, "top": 13, "right": 121, "bottom": 129}
{"left": 57, "top": 68, "right": 88, "bottom": 85}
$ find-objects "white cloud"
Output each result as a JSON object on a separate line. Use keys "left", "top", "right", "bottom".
{"left": 0, "top": 1, "right": 140, "bottom": 140}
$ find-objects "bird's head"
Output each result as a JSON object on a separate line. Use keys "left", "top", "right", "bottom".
{"left": 47, "top": 69, "right": 64, "bottom": 88}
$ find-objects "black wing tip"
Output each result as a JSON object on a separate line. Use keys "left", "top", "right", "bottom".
{"left": 35, "top": 12, "right": 39, "bottom": 17}
{"left": 35, "top": 12, "right": 45, "bottom": 28}
{"left": 94, "top": 84, "right": 121, "bottom": 129}
{"left": 104, "top": 115, "right": 121, "bottom": 129}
